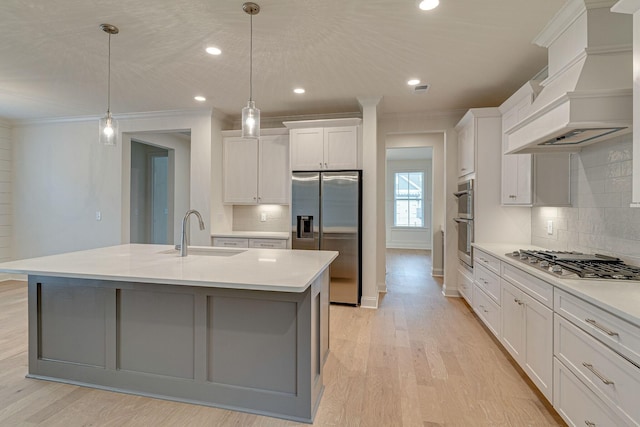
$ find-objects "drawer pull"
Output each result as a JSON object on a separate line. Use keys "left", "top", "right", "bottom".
{"left": 584, "top": 421, "right": 596, "bottom": 427}
{"left": 585, "top": 319, "right": 619, "bottom": 337}
{"left": 582, "top": 362, "right": 614, "bottom": 386}
{"left": 478, "top": 305, "right": 489, "bottom": 313}
{"left": 514, "top": 298, "right": 524, "bottom": 306}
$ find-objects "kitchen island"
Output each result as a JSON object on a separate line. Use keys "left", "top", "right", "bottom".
{"left": 0, "top": 244, "right": 337, "bottom": 423}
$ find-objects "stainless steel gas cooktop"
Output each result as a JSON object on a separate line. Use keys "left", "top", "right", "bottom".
{"left": 505, "top": 250, "right": 640, "bottom": 281}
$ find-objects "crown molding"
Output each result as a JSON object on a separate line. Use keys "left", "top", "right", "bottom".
{"left": 14, "top": 109, "right": 213, "bottom": 127}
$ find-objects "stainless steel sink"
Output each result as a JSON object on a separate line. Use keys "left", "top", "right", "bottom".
{"left": 159, "top": 247, "right": 246, "bottom": 257}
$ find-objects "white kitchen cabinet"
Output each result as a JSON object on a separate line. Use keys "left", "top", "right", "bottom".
{"left": 213, "top": 237, "right": 287, "bottom": 249}
{"left": 212, "top": 237, "right": 250, "bottom": 248}
{"left": 457, "top": 122, "right": 474, "bottom": 177}
{"left": 501, "top": 279, "right": 553, "bottom": 401}
{"left": 499, "top": 81, "right": 572, "bottom": 206}
{"left": 289, "top": 126, "right": 358, "bottom": 170}
{"left": 472, "top": 249, "right": 502, "bottom": 338}
{"left": 553, "top": 358, "right": 627, "bottom": 427}
{"left": 457, "top": 263, "right": 473, "bottom": 306}
{"left": 223, "top": 134, "right": 289, "bottom": 204}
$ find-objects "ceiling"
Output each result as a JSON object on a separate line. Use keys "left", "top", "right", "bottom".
{"left": 0, "top": 0, "right": 565, "bottom": 123}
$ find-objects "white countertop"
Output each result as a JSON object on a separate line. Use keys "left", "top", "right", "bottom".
{"left": 473, "top": 243, "right": 640, "bottom": 327}
{"left": 212, "top": 231, "right": 290, "bottom": 240}
{"left": 0, "top": 244, "right": 337, "bottom": 293}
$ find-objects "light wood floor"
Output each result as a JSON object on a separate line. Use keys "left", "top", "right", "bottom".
{"left": 0, "top": 249, "right": 565, "bottom": 426}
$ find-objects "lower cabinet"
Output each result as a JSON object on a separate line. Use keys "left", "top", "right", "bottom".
{"left": 212, "top": 237, "right": 287, "bottom": 249}
{"left": 501, "top": 279, "right": 553, "bottom": 401}
{"left": 473, "top": 286, "right": 501, "bottom": 338}
{"left": 553, "top": 358, "right": 627, "bottom": 427}
{"left": 457, "top": 263, "right": 473, "bottom": 306}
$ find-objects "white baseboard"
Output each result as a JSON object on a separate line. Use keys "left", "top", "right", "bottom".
{"left": 431, "top": 268, "right": 444, "bottom": 277}
{"left": 377, "top": 281, "right": 387, "bottom": 293}
{"left": 441, "top": 283, "right": 460, "bottom": 298}
{"left": 360, "top": 295, "right": 379, "bottom": 309}
{"left": 386, "top": 243, "right": 432, "bottom": 250}
{"left": 0, "top": 273, "right": 27, "bottom": 282}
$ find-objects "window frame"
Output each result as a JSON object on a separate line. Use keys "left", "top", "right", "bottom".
{"left": 393, "top": 170, "right": 425, "bottom": 228}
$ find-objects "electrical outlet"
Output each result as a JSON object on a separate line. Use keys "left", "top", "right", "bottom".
{"left": 547, "top": 220, "right": 553, "bottom": 235}
{"left": 260, "top": 212, "right": 267, "bottom": 222}
{"left": 96, "top": 211, "right": 102, "bottom": 221}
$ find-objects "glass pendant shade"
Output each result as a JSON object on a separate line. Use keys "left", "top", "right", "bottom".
{"left": 242, "top": 100, "right": 260, "bottom": 139}
{"left": 99, "top": 111, "right": 118, "bottom": 146}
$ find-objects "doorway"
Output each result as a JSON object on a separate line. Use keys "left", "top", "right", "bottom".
{"left": 384, "top": 132, "right": 445, "bottom": 278}
{"left": 130, "top": 141, "right": 171, "bottom": 244}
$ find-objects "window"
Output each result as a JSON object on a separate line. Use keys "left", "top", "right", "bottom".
{"left": 394, "top": 171, "right": 423, "bottom": 227}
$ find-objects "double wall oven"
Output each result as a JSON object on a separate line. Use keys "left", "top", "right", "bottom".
{"left": 454, "top": 179, "right": 474, "bottom": 267}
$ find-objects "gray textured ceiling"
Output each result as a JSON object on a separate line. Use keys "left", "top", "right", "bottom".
{"left": 0, "top": 0, "right": 565, "bottom": 122}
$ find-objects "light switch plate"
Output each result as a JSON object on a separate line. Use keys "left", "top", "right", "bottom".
{"left": 96, "top": 211, "right": 102, "bottom": 221}
{"left": 547, "top": 220, "right": 553, "bottom": 235}
{"left": 260, "top": 212, "right": 267, "bottom": 222}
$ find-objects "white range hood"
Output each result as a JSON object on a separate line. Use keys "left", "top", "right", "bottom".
{"left": 505, "top": 0, "right": 633, "bottom": 154}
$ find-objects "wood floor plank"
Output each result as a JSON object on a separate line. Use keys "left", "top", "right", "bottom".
{"left": 0, "top": 251, "right": 566, "bottom": 426}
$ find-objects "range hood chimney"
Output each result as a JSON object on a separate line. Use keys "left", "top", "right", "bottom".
{"left": 505, "top": 0, "right": 633, "bottom": 154}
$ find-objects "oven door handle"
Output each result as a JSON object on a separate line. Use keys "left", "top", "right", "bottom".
{"left": 453, "top": 218, "right": 471, "bottom": 223}
{"left": 453, "top": 189, "right": 471, "bottom": 198}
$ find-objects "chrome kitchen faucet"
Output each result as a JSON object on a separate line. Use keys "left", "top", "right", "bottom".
{"left": 179, "top": 209, "right": 205, "bottom": 257}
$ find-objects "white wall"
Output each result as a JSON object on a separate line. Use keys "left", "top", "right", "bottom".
{"left": 532, "top": 134, "right": 640, "bottom": 266}
{"left": 385, "top": 157, "right": 433, "bottom": 250}
{"left": 379, "top": 112, "right": 464, "bottom": 296}
{"left": 232, "top": 205, "right": 290, "bottom": 233}
{"left": 12, "top": 110, "right": 214, "bottom": 260}
{"left": 0, "top": 119, "right": 12, "bottom": 280}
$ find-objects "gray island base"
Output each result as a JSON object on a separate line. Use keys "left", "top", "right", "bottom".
{"left": 2, "top": 244, "right": 337, "bottom": 424}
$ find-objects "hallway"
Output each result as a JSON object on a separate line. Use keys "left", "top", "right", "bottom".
{"left": 0, "top": 250, "right": 564, "bottom": 426}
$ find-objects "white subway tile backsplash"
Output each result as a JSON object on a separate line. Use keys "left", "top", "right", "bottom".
{"left": 531, "top": 135, "right": 639, "bottom": 263}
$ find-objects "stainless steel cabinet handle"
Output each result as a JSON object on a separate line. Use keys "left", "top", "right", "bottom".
{"left": 319, "top": 162, "right": 322, "bottom": 167}
{"left": 514, "top": 298, "right": 524, "bottom": 306}
{"left": 324, "top": 162, "right": 328, "bottom": 168}
{"left": 585, "top": 319, "right": 619, "bottom": 336}
{"left": 584, "top": 421, "right": 596, "bottom": 427}
{"left": 582, "top": 362, "right": 614, "bottom": 385}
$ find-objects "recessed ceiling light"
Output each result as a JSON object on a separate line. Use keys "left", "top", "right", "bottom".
{"left": 194, "top": 96, "right": 206, "bottom": 102}
{"left": 205, "top": 46, "right": 222, "bottom": 55}
{"left": 418, "top": 0, "right": 439, "bottom": 11}
{"left": 293, "top": 88, "right": 305, "bottom": 94}
{"left": 407, "top": 79, "right": 420, "bottom": 86}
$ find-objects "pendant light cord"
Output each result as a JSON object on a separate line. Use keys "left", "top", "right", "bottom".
{"left": 107, "top": 32, "right": 112, "bottom": 114}
{"left": 249, "top": 13, "right": 253, "bottom": 102}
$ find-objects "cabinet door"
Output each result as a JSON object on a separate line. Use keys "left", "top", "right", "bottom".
{"left": 457, "top": 123, "right": 475, "bottom": 177}
{"left": 258, "top": 135, "right": 290, "bottom": 204}
{"left": 290, "top": 128, "right": 324, "bottom": 170}
{"left": 514, "top": 154, "right": 532, "bottom": 204}
{"left": 501, "top": 281, "right": 524, "bottom": 362}
{"left": 522, "top": 291, "right": 553, "bottom": 401}
{"left": 324, "top": 126, "right": 358, "bottom": 169}
{"left": 223, "top": 138, "right": 258, "bottom": 204}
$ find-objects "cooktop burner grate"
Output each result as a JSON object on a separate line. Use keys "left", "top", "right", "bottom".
{"left": 506, "top": 249, "right": 640, "bottom": 281}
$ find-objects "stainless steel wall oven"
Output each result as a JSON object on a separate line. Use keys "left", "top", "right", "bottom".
{"left": 454, "top": 179, "right": 474, "bottom": 267}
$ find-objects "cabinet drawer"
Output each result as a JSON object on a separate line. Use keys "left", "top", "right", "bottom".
{"left": 212, "top": 237, "right": 249, "bottom": 248}
{"left": 458, "top": 265, "right": 473, "bottom": 306}
{"left": 474, "top": 250, "right": 501, "bottom": 275}
{"left": 473, "top": 286, "right": 501, "bottom": 338}
{"left": 248, "top": 239, "right": 287, "bottom": 249}
{"left": 553, "top": 358, "right": 627, "bottom": 427}
{"left": 555, "top": 288, "right": 640, "bottom": 367}
{"left": 474, "top": 264, "right": 500, "bottom": 305}
{"left": 555, "top": 315, "right": 640, "bottom": 426}
{"left": 501, "top": 263, "right": 553, "bottom": 309}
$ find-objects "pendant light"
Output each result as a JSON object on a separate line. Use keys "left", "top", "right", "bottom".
{"left": 99, "top": 23, "right": 119, "bottom": 146}
{"left": 241, "top": 2, "right": 260, "bottom": 139}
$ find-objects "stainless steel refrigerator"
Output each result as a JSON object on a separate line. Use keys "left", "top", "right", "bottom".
{"left": 291, "top": 171, "right": 362, "bottom": 305}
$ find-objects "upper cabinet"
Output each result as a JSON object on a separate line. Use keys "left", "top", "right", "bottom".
{"left": 499, "top": 81, "right": 572, "bottom": 207}
{"left": 284, "top": 118, "right": 362, "bottom": 171}
{"left": 223, "top": 134, "right": 289, "bottom": 205}
{"left": 455, "top": 108, "right": 501, "bottom": 179}
{"left": 612, "top": 0, "right": 640, "bottom": 208}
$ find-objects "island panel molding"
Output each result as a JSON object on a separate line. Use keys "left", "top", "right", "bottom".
{"left": 27, "top": 271, "right": 330, "bottom": 423}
